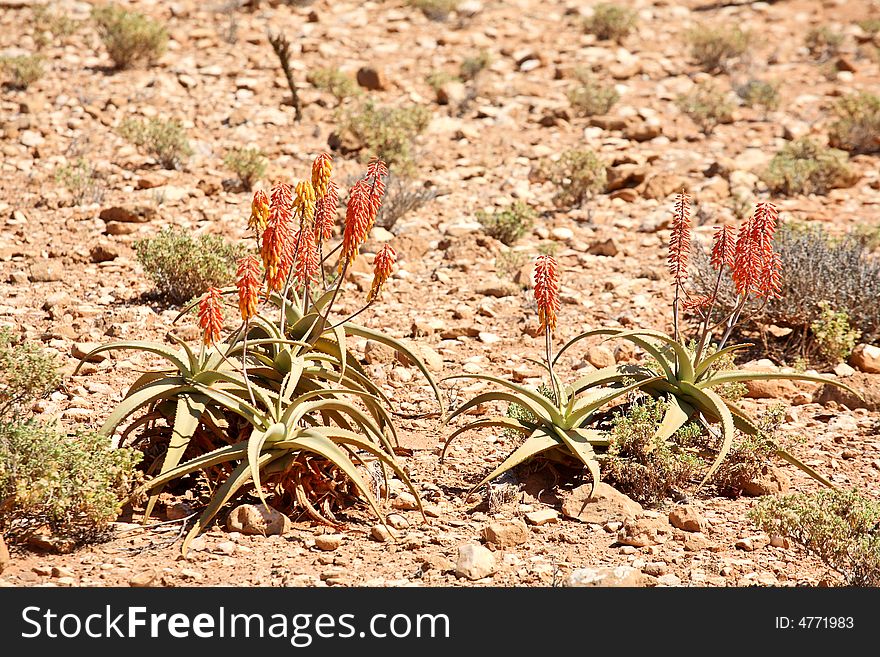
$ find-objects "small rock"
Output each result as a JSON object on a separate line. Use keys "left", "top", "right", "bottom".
{"left": 214, "top": 540, "right": 236, "bottom": 555}
{"left": 834, "top": 363, "right": 856, "bottom": 377}
{"left": 587, "top": 238, "right": 620, "bottom": 257}
{"left": 386, "top": 513, "right": 409, "bottom": 529}
{"left": 770, "top": 534, "right": 791, "bottom": 549}
{"left": 436, "top": 81, "right": 468, "bottom": 106}
{"left": 585, "top": 345, "right": 616, "bottom": 369}
{"left": 617, "top": 517, "right": 669, "bottom": 547}
{"left": 814, "top": 373, "right": 880, "bottom": 411}
{"left": 20, "top": 130, "right": 44, "bottom": 147}
{"left": 735, "top": 535, "right": 770, "bottom": 552}
{"left": 481, "top": 520, "right": 530, "bottom": 548}
{"left": 850, "top": 344, "right": 880, "bottom": 374}
{"left": 29, "top": 261, "right": 63, "bottom": 282}
{"left": 51, "top": 566, "right": 75, "bottom": 578}
{"left": 455, "top": 544, "right": 496, "bottom": 580}
{"left": 89, "top": 242, "right": 119, "bottom": 263}
{"left": 741, "top": 465, "right": 790, "bottom": 497}
{"left": 391, "top": 492, "right": 419, "bottom": 510}
{"left": 129, "top": 571, "right": 158, "bottom": 587}
{"left": 478, "top": 332, "right": 501, "bottom": 344}
{"left": 656, "top": 573, "right": 682, "bottom": 587}
{"left": 668, "top": 506, "right": 707, "bottom": 533}
{"left": 364, "top": 340, "right": 397, "bottom": 364}
{"left": 478, "top": 279, "right": 520, "bottom": 298}
{"left": 565, "top": 566, "right": 648, "bottom": 587}
{"left": 226, "top": 504, "right": 288, "bottom": 536}
{"left": 71, "top": 342, "right": 107, "bottom": 362}
{"left": 315, "top": 534, "right": 343, "bottom": 551}
{"left": 524, "top": 508, "right": 559, "bottom": 526}
{"left": 561, "top": 482, "right": 643, "bottom": 523}
{"left": 356, "top": 66, "right": 389, "bottom": 91}
{"left": 371, "top": 524, "right": 393, "bottom": 542}
{"left": 99, "top": 206, "right": 156, "bottom": 224}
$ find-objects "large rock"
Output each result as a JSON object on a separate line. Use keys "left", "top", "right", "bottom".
{"left": 617, "top": 517, "right": 671, "bottom": 547}
{"left": 743, "top": 365, "right": 799, "bottom": 399}
{"left": 564, "top": 566, "right": 648, "bottom": 587}
{"left": 561, "top": 482, "right": 643, "bottom": 524}
{"left": 668, "top": 506, "right": 707, "bottom": 533}
{"left": 364, "top": 340, "right": 397, "bottom": 364}
{"left": 99, "top": 206, "right": 156, "bottom": 223}
{"left": 814, "top": 373, "right": 880, "bottom": 411}
{"left": 356, "top": 66, "right": 389, "bottom": 91}
{"left": 585, "top": 345, "right": 616, "bottom": 369}
{"left": 850, "top": 344, "right": 880, "bottom": 374}
{"left": 0, "top": 534, "right": 9, "bottom": 574}
{"left": 481, "top": 520, "right": 530, "bottom": 548}
{"left": 455, "top": 544, "right": 496, "bottom": 580}
{"left": 226, "top": 504, "right": 289, "bottom": 536}
{"left": 741, "top": 465, "right": 790, "bottom": 497}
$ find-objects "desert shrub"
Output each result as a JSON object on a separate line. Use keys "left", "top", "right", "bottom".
{"left": 31, "top": 5, "right": 81, "bottom": 48}
{"left": 118, "top": 117, "right": 193, "bottom": 170}
{"left": 711, "top": 404, "right": 784, "bottom": 498}
{"left": 676, "top": 80, "right": 734, "bottom": 134}
{"left": 460, "top": 50, "right": 491, "bottom": 81}
{"left": 494, "top": 250, "right": 529, "bottom": 283}
{"left": 224, "top": 147, "right": 267, "bottom": 191}
{"left": 374, "top": 174, "right": 439, "bottom": 230}
{"left": 805, "top": 25, "right": 844, "bottom": 60}
{"left": 736, "top": 79, "right": 780, "bottom": 112}
{"left": 408, "top": 0, "right": 459, "bottom": 21}
{"left": 134, "top": 228, "right": 245, "bottom": 304}
{"left": 687, "top": 24, "right": 750, "bottom": 72}
{"left": 425, "top": 70, "right": 457, "bottom": 92}
{"left": 477, "top": 201, "right": 536, "bottom": 246}
{"left": 92, "top": 4, "right": 168, "bottom": 70}
{"left": 810, "top": 301, "right": 861, "bottom": 363}
{"left": 762, "top": 137, "right": 854, "bottom": 196}
{"left": 828, "top": 92, "right": 880, "bottom": 154}
{"left": 55, "top": 158, "right": 104, "bottom": 205}
{"left": 857, "top": 18, "right": 880, "bottom": 36}
{"left": 604, "top": 397, "right": 702, "bottom": 505}
{"left": 567, "top": 71, "right": 619, "bottom": 117}
{"left": 337, "top": 102, "right": 430, "bottom": 172}
{"left": 855, "top": 223, "right": 880, "bottom": 251}
{"left": 751, "top": 489, "right": 880, "bottom": 586}
{"left": 0, "top": 55, "right": 44, "bottom": 90}
{"left": 538, "top": 149, "right": 607, "bottom": 207}
{"left": 583, "top": 3, "right": 638, "bottom": 42}
{"left": 307, "top": 67, "right": 361, "bottom": 104}
{"left": 691, "top": 222, "right": 880, "bottom": 356}
{"left": 0, "top": 422, "right": 141, "bottom": 545}
{"left": 0, "top": 328, "right": 60, "bottom": 416}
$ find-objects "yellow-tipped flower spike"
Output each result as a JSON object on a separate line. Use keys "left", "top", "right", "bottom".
{"left": 294, "top": 180, "right": 316, "bottom": 231}
{"left": 367, "top": 244, "right": 396, "bottom": 302}
{"left": 311, "top": 152, "right": 333, "bottom": 199}
{"left": 248, "top": 189, "right": 270, "bottom": 234}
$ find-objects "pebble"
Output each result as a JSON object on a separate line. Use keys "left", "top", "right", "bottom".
{"left": 524, "top": 509, "right": 559, "bottom": 526}
{"left": 455, "top": 544, "right": 496, "bottom": 580}
{"left": 315, "top": 534, "right": 344, "bottom": 551}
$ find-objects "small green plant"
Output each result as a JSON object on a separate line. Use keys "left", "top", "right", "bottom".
{"left": 223, "top": 147, "right": 267, "bottom": 191}
{"left": 583, "top": 3, "right": 638, "bottom": 42}
{"left": 460, "top": 50, "right": 491, "bottom": 81}
{"left": 857, "top": 18, "right": 880, "bottom": 36}
{"left": 425, "top": 70, "right": 457, "bottom": 93}
{"left": 307, "top": 67, "right": 361, "bottom": 105}
{"left": 538, "top": 149, "right": 607, "bottom": 207}
{"left": 736, "top": 79, "right": 780, "bottom": 113}
{"left": 687, "top": 24, "right": 750, "bottom": 72}
{"left": 751, "top": 489, "right": 880, "bottom": 586}
{"left": 55, "top": 158, "right": 104, "bottom": 205}
{"left": 134, "top": 228, "right": 245, "bottom": 304}
{"left": 762, "top": 137, "right": 854, "bottom": 196}
{"left": 337, "top": 101, "right": 430, "bottom": 172}
{"left": 810, "top": 301, "right": 861, "bottom": 364}
{"left": 604, "top": 397, "right": 702, "bottom": 505}
{"left": 805, "top": 25, "right": 844, "bottom": 60}
{"left": 0, "top": 54, "right": 44, "bottom": 90}
{"left": 408, "top": 0, "right": 459, "bottom": 20}
{"left": 676, "top": 80, "right": 734, "bottom": 134}
{"left": 494, "top": 250, "right": 529, "bottom": 283}
{"left": 0, "top": 328, "right": 60, "bottom": 416}
{"left": 567, "top": 70, "right": 619, "bottom": 117}
{"left": 477, "top": 201, "right": 536, "bottom": 246}
{"left": 828, "top": 92, "right": 880, "bottom": 154}
{"left": 32, "top": 4, "right": 81, "bottom": 49}
{"left": 711, "top": 403, "right": 784, "bottom": 498}
{"left": 118, "top": 117, "right": 193, "bottom": 170}
{"left": 92, "top": 4, "right": 168, "bottom": 70}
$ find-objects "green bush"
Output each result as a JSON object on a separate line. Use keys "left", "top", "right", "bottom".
{"left": 31, "top": 4, "right": 81, "bottom": 49}
{"left": 710, "top": 404, "right": 784, "bottom": 498}
{"left": 805, "top": 25, "right": 844, "bottom": 60}
{"left": 460, "top": 50, "right": 491, "bottom": 81}
{"left": 477, "top": 201, "right": 536, "bottom": 245}
{"left": 92, "top": 4, "right": 168, "bottom": 70}
{"left": 0, "top": 55, "right": 44, "bottom": 90}
{"left": 307, "top": 67, "right": 361, "bottom": 104}
{"left": 337, "top": 101, "right": 430, "bottom": 172}
{"left": 736, "top": 79, "right": 780, "bottom": 112}
{"left": 0, "top": 422, "right": 141, "bottom": 546}
{"left": 0, "top": 328, "right": 60, "bottom": 416}
{"left": 751, "top": 489, "right": 880, "bottom": 586}
{"left": 828, "top": 92, "right": 880, "bottom": 154}
{"left": 55, "top": 158, "right": 104, "bottom": 205}
{"left": 676, "top": 80, "right": 734, "bottom": 134}
{"left": 584, "top": 3, "right": 638, "bottom": 42}
{"left": 408, "top": 0, "right": 459, "bottom": 20}
{"left": 604, "top": 397, "right": 702, "bottom": 506}
{"left": 118, "top": 117, "right": 193, "bottom": 170}
{"left": 687, "top": 24, "right": 750, "bottom": 72}
{"left": 567, "top": 70, "right": 619, "bottom": 117}
{"left": 223, "top": 147, "right": 267, "bottom": 191}
{"left": 762, "top": 137, "right": 854, "bottom": 196}
{"left": 134, "top": 228, "right": 246, "bottom": 304}
{"left": 538, "top": 148, "right": 607, "bottom": 207}
{"left": 810, "top": 301, "right": 861, "bottom": 364}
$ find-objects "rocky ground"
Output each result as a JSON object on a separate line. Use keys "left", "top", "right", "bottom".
{"left": 1, "top": 0, "right": 879, "bottom": 587}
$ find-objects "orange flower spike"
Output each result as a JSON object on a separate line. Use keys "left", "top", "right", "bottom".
{"left": 340, "top": 179, "right": 371, "bottom": 270}
{"left": 198, "top": 287, "right": 224, "bottom": 346}
{"left": 315, "top": 180, "right": 339, "bottom": 242}
{"left": 732, "top": 202, "right": 778, "bottom": 298}
{"left": 367, "top": 244, "right": 396, "bottom": 302}
{"left": 364, "top": 158, "right": 388, "bottom": 231}
{"left": 235, "top": 255, "right": 262, "bottom": 321}
{"left": 261, "top": 184, "right": 296, "bottom": 292}
{"left": 249, "top": 189, "right": 270, "bottom": 234}
{"left": 758, "top": 249, "right": 783, "bottom": 300}
{"left": 710, "top": 224, "right": 736, "bottom": 271}
{"left": 683, "top": 294, "right": 712, "bottom": 313}
{"left": 668, "top": 190, "right": 691, "bottom": 285}
{"left": 533, "top": 255, "right": 561, "bottom": 333}
{"left": 294, "top": 180, "right": 317, "bottom": 230}
{"left": 311, "top": 153, "right": 333, "bottom": 199}
{"left": 293, "top": 228, "right": 320, "bottom": 288}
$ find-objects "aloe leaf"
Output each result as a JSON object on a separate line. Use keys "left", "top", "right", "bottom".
{"left": 144, "top": 441, "right": 249, "bottom": 491}
{"left": 775, "top": 448, "right": 836, "bottom": 489}
{"left": 446, "top": 390, "right": 554, "bottom": 425}
{"left": 248, "top": 422, "right": 288, "bottom": 508}
{"left": 444, "top": 374, "right": 564, "bottom": 425}
{"left": 652, "top": 396, "right": 695, "bottom": 443}
{"left": 569, "top": 365, "right": 654, "bottom": 395}
{"left": 466, "top": 430, "right": 564, "bottom": 498}
{"left": 441, "top": 417, "right": 537, "bottom": 463}
{"left": 552, "top": 425, "right": 602, "bottom": 496}
{"left": 99, "top": 378, "right": 192, "bottom": 436}
{"left": 73, "top": 341, "right": 190, "bottom": 377}
{"left": 699, "top": 371, "right": 862, "bottom": 399}
{"left": 614, "top": 330, "right": 695, "bottom": 382}
{"left": 679, "top": 382, "right": 735, "bottom": 488}
{"left": 693, "top": 343, "right": 753, "bottom": 379}
{"left": 567, "top": 376, "right": 663, "bottom": 427}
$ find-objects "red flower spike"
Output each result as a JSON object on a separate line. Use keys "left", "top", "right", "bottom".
{"left": 315, "top": 180, "right": 339, "bottom": 242}
{"left": 261, "top": 183, "right": 296, "bottom": 291}
{"left": 710, "top": 224, "right": 736, "bottom": 271}
{"left": 198, "top": 287, "right": 224, "bottom": 346}
{"left": 293, "top": 228, "right": 320, "bottom": 288}
{"left": 235, "top": 255, "right": 262, "bottom": 322}
{"left": 668, "top": 190, "right": 692, "bottom": 285}
{"left": 732, "top": 201, "right": 779, "bottom": 298}
{"left": 367, "top": 244, "right": 396, "bottom": 302}
{"left": 683, "top": 294, "right": 712, "bottom": 314}
{"left": 340, "top": 179, "right": 372, "bottom": 270}
{"left": 533, "top": 255, "right": 561, "bottom": 333}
